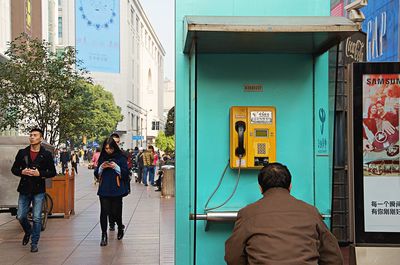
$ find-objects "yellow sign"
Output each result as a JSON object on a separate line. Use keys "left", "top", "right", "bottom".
{"left": 25, "top": 0, "right": 32, "bottom": 31}
{"left": 230, "top": 106, "right": 276, "bottom": 169}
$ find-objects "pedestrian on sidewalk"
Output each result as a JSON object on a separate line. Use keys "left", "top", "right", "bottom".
{"left": 60, "top": 148, "right": 70, "bottom": 175}
{"left": 225, "top": 163, "right": 343, "bottom": 265}
{"left": 108, "top": 133, "right": 131, "bottom": 231}
{"left": 136, "top": 147, "right": 144, "bottom": 183}
{"left": 94, "top": 137, "right": 129, "bottom": 246}
{"left": 142, "top": 145, "right": 155, "bottom": 186}
{"left": 91, "top": 147, "right": 101, "bottom": 168}
{"left": 71, "top": 151, "right": 79, "bottom": 174}
{"left": 11, "top": 128, "right": 57, "bottom": 253}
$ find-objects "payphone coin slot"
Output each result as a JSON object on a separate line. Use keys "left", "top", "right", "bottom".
{"left": 254, "top": 157, "right": 269, "bottom": 167}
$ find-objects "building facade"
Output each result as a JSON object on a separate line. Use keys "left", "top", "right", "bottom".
{"left": 329, "top": 0, "right": 400, "bottom": 244}
{"left": 1, "top": 0, "right": 57, "bottom": 60}
{"left": 0, "top": 0, "right": 56, "bottom": 136}
{"left": 0, "top": 0, "right": 11, "bottom": 63}
{"left": 58, "top": 0, "right": 166, "bottom": 149}
{"left": 163, "top": 78, "right": 175, "bottom": 116}
{"left": 361, "top": 0, "right": 399, "bottom": 62}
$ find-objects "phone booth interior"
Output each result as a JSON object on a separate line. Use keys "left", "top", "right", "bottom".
{"left": 175, "top": 4, "right": 360, "bottom": 264}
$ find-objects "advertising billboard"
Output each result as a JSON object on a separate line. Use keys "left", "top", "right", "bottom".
{"left": 353, "top": 63, "right": 400, "bottom": 244}
{"left": 361, "top": 0, "right": 399, "bottom": 62}
{"left": 75, "top": 0, "right": 120, "bottom": 73}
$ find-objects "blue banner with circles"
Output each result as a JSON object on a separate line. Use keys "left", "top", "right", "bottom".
{"left": 75, "top": 0, "right": 120, "bottom": 73}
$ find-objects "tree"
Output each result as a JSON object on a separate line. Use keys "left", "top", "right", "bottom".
{"left": 79, "top": 83, "right": 123, "bottom": 142}
{"left": 155, "top": 131, "right": 175, "bottom": 153}
{"left": 165, "top": 106, "right": 174, "bottom": 136}
{"left": 0, "top": 34, "right": 122, "bottom": 145}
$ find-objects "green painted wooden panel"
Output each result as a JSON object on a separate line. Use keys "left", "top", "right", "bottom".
{"left": 176, "top": 1, "right": 332, "bottom": 264}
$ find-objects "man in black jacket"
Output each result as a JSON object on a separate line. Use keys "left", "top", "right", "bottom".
{"left": 11, "top": 128, "right": 56, "bottom": 253}
{"left": 60, "top": 147, "right": 70, "bottom": 174}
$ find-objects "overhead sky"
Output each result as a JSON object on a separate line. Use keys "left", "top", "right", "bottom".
{"left": 139, "top": 0, "right": 175, "bottom": 81}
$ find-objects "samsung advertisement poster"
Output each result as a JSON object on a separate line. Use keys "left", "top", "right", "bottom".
{"left": 353, "top": 63, "right": 400, "bottom": 244}
{"left": 75, "top": 0, "right": 120, "bottom": 73}
{"left": 362, "top": 73, "right": 400, "bottom": 232}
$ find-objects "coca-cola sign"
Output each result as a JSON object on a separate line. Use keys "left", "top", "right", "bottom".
{"left": 344, "top": 32, "right": 366, "bottom": 64}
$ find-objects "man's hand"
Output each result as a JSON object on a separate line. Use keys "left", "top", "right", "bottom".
{"left": 21, "top": 168, "right": 40, "bottom": 176}
{"left": 382, "top": 120, "right": 395, "bottom": 135}
{"left": 21, "top": 168, "right": 31, "bottom": 176}
{"left": 30, "top": 169, "right": 40, "bottom": 177}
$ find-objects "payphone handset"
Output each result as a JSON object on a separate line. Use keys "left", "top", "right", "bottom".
{"left": 230, "top": 106, "right": 276, "bottom": 169}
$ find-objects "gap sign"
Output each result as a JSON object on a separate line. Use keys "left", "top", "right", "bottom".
{"left": 132, "top": 135, "right": 144, "bottom": 140}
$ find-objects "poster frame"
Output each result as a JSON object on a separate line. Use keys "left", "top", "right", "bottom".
{"left": 353, "top": 62, "right": 400, "bottom": 244}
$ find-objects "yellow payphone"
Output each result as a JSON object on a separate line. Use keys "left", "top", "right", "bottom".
{"left": 230, "top": 106, "right": 276, "bottom": 169}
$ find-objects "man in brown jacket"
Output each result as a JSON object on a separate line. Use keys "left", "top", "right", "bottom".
{"left": 225, "top": 163, "right": 343, "bottom": 265}
{"left": 142, "top": 145, "right": 155, "bottom": 186}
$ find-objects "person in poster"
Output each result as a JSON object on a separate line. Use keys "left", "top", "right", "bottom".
{"left": 363, "top": 74, "right": 399, "bottom": 176}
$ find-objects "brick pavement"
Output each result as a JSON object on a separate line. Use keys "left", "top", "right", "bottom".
{"left": 0, "top": 165, "right": 174, "bottom": 265}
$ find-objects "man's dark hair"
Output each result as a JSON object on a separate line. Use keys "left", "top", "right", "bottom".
{"left": 30, "top": 128, "right": 44, "bottom": 137}
{"left": 258, "top": 163, "right": 292, "bottom": 193}
{"left": 110, "top": 133, "right": 120, "bottom": 139}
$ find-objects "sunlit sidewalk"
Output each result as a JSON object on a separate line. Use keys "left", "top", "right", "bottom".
{"left": 0, "top": 166, "right": 175, "bottom": 265}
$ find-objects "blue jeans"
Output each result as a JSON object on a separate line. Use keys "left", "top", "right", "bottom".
{"left": 17, "top": 193, "right": 45, "bottom": 246}
{"left": 143, "top": 166, "right": 155, "bottom": 185}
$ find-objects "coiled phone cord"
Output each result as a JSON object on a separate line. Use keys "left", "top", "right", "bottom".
{"left": 204, "top": 157, "right": 242, "bottom": 212}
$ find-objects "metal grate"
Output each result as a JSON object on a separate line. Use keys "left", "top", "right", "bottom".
{"left": 257, "top": 143, "right": 266, "bottom": 154}
{"left": 244, "top": 84, "right": 263, "bottom": 92}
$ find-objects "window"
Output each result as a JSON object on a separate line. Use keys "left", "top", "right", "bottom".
{"left": 147, "top": 69, "right": 152, "bottom": 91}
{"left": 130, "top": 7, "right": 134, "bottom": 25}
{"left": 58, "top": 16, "right": 62, "bottom": 38}
{"left": 152, "top": 121, "right": 160, "bottom": 130}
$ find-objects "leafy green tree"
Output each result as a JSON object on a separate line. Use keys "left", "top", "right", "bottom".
{"left": 0, "top": 34, "right": 122, "bottom": 145}
{"left": 155, "top": 131, "right": 175, "bottom": 153}
{"left": 165, "top": 106, "right": 174, "bottom": 136}
{"left": 80, "top": 83, "right": 123, "bottom": 142}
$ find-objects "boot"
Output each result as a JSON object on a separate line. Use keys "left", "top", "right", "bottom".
{"left": 100, "top": 233, "right": 108, "bottom": 246}
{"left": 117, "top": 226, "right": 125, "bottom": 240}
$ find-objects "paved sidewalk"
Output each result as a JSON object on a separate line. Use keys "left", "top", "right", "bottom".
{"left": 0, "top": 166, "right": 175, "bottom": 265}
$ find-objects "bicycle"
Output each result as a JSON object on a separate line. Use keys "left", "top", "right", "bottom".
{"left": 27, "top": 193, "right": 53, "bottom": 231}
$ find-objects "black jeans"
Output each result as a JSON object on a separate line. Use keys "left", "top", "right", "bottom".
{"left": 137, "top": 167, "right": 143, "bottom": 183}
{"left": 156, "top": 170, "right": 162, "bottom": 189}
{"left": 71, "top": 162, "right": 78, "bottom": 174}
{"left": 61, "top": 163, "right": 68, "bottom": 174}
{"left": 99, "top": 196, "right": 123, "bottom": 233}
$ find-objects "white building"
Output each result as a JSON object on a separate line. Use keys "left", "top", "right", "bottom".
{"left": 58, "top": 0, "right": 165, "bottom": 149}
{"left": 163, "top": 78, "right": 175, "bottom": 117}
{"left": 0, "top": 0, "right": 11, "bottom": 63}
{"left": 0, "top": 0, "right": 57, "bottom": 60}
{"left": 0, "top": 0, "right": 56, "bottom": 136}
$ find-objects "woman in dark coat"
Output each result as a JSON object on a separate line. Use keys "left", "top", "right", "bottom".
{"left": 94, "top": 137, "right": 129, "bottom": 246}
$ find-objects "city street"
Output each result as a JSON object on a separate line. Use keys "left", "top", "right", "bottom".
{"left": 0, "top": 165, "right": 174, "bottom": 265}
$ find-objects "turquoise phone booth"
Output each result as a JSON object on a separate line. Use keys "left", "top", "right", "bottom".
{"left": 175, "top": 1, "right": 360, "bottom": 264}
